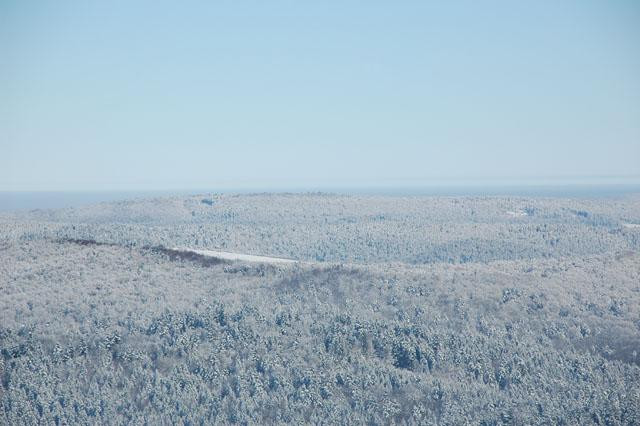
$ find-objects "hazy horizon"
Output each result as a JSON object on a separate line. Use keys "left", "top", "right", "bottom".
{"left": 2, "top": 180, "right": 640, "bottom": 212}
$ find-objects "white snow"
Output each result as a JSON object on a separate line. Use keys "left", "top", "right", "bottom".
{"left": 174, "top": 248, "right": 298, "bottom": 264}
{"left": 623, "top": 223, "right": 640, "bottom": 229}
{"left": 506, "top": 209, "right": 528, "bottom": 218}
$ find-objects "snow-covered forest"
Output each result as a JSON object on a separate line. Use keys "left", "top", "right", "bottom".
{"left": 1, "top": 193, "right": 639, "bottom": 424}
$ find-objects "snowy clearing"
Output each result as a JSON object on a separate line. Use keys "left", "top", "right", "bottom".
{"left": 173, "top": 248, "right": 299, "bottom": 264}
{"left": 506, "top": 209, "right": 528, "bottom": 218}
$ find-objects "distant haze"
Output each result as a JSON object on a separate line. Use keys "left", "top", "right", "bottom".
{"left": 1, "top": 1, "right": 639, "bottom": 191}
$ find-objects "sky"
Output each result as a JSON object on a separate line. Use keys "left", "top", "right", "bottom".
{"left": 1, "top": 1, "right": 639, "bottom": 191}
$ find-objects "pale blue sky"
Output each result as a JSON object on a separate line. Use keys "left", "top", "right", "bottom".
{"left": 1, "top": 1, "right": 639, "bottom": 191}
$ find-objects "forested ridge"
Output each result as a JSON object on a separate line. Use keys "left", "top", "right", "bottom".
{"left": 2, "top": 194, "right": 640, "bottom": 265}
{"left": 1, "top": 194, "right": 639, "bottom": 424}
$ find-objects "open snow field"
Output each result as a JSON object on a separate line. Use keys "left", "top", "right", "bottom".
{"left": 175, "top": 248, "right": 298, "bottom": 264}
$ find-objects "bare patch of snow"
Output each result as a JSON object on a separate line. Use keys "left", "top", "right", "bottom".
{"left": 506, "top": 209, "right": 528, "bottom": 218}
{"left": 174, "top": 248, "right": 298, "bottom": 264}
